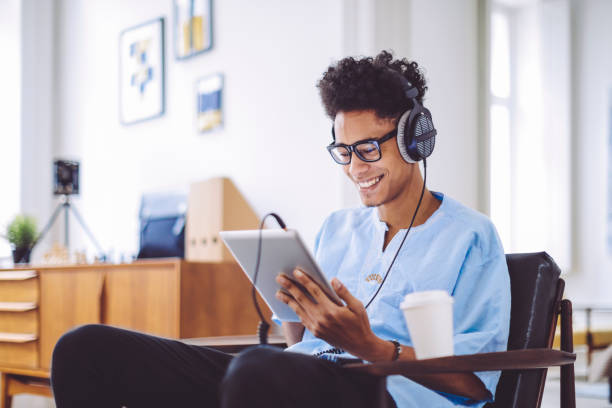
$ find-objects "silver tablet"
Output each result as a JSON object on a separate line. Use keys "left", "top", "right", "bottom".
{"left": 219, "top": 229, "right": 342, "bottom": 322}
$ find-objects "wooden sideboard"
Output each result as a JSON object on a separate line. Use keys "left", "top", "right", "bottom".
{"left": 0, "top": 259, "right": 270, "bottom": 372}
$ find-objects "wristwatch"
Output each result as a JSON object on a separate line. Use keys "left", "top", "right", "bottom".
{"left": 389, "top": 340, "right": 402, "bottom": 361}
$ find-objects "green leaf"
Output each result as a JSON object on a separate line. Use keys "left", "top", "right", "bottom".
{"left": 4, "top": 215, "right": 38, "bottom": 249}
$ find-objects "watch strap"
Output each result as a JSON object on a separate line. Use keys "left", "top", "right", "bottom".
{"left": 389, "top": 340, "right": 401, "bottom": 361}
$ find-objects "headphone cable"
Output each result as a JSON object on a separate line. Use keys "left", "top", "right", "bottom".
{"left": 315, "top": 159, "right": 428, "bottom": 359}
{"left": 253, "top": 160, "right": 428, "bottom": 349}
{"left": 364, "top": 158, "right": 427, "bottom": 309}
{"left": 252, "top": 213, "right": 286, "bottom": 345}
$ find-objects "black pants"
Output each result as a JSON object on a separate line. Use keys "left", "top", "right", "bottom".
{"left": 50, "top": 325, "right": 396, "bottom": 408}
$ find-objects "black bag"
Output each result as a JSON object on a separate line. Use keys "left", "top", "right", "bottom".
{"left": 137, "top": 192, "right": 187, "bottom": 259}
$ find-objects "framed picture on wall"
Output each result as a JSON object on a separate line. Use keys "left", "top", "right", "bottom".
{"left": 196, "top": 73, "right": 223, "bottom": 133}
{"left": 119, "top": 18, "right": 165, "bottom": 125}
{"left": 174, "top": 0, "right": 213, "bottom": 59}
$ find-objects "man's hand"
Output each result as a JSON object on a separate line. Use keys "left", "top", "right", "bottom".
{"left": 275, "top": 269, "right": 490, "bottom": 400}
{"left": 275, "top": 269, "right": 393, "bottom": 362}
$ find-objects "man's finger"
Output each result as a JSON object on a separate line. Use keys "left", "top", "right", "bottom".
{"left": 276, "top": 274, "right": 316, "bottom": 308}
{"left": 292, "top": 269, "right": 334, "bottom": 307}
{"left": 331, "top": 278, "right": 364, "bottom": 312}
{"left": 276, "top": 290, "right": 311, "bottom": 326}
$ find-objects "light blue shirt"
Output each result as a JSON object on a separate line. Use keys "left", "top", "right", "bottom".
{"left": 281, "top": 192, "right": 511, "bottom": 407}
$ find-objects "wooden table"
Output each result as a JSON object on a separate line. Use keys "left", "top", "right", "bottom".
{"left": 553, "top": 302, "right": 612, "bottom": 365}
{"left": 183, "top": 334, "right": 287, "bottom": 353}
{"left": 573, "top": 303, "right": 612, "bottom": 364}
{"left": 0, "top": 259, "right": 271, "bottom": 407}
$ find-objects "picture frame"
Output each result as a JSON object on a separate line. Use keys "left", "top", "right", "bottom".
{"left": 119, "top": 17, "right": 165, "bottom": 125}
{"left": 174, "top": 0, "right": 213, "bottom": 60}
{"left": 196, "top": 73, "right": 223, "bottom": 133}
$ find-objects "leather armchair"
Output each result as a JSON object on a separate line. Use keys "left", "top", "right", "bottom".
{"left": 348, "top": 252, "right": 576, "bottom": 408}
{"left": 195, "top": 252, "right": 576, "bottom": 407}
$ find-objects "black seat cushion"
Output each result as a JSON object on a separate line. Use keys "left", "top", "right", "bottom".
{"left": 488, "top": 252, "right": 561, "bottom": 408}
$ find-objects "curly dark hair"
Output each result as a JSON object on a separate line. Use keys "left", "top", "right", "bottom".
{"left": 317, "top": 50, "right": 428, "bottom": 120}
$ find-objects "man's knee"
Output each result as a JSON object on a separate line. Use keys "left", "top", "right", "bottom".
{"left": 224, "top": 346, "right": 282, "bottom": 381}
{"left": 54, "top": 324, "right": 100, "bottom": 357}
{"left": 52, "top": 324, "right": 117, "bottom": 374}
{"left": 221, "top": 346, "right": 290, "bottom": 400}
{"left": 51, "top": 324, "right": 112, "bottom": 392}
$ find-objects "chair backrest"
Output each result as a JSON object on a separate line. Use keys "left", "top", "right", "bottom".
{"left": 488, "top": 252, "right": 563, "bottom": 408}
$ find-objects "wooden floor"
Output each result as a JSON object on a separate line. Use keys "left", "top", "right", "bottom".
{"left": 542, "top": 379, "right": 610, "bottom": 408}
{"left": 6, "top": 383, "right": 612, "bottom": 408}
{"left": 542, "top": 347, "right": 610, "bottom": 408}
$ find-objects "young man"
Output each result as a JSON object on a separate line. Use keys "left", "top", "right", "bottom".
{"left": 50, "top": 51, "right": 510, "bottom": 408}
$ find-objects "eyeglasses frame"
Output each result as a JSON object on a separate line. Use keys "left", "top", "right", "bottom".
{"left": 326, "top": 128, "right": 397, "bottom": 165}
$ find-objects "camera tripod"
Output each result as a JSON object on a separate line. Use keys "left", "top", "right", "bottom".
{"left": 34, "top": 195, "right": 104, "bottom": 257}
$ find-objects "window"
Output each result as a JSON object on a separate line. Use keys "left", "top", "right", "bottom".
{"left": 489, "top": 8, "right": 512, "bottom": 249}
{"left": 487, "top": 0, "right": 571, "bottom": 270}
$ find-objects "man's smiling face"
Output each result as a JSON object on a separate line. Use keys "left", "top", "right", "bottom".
{"left": 334, "top": 110, "right": 417, "bottom": 207}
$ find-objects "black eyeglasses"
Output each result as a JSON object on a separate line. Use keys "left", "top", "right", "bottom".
{"left": 326, "top": 129, "right": 397, "bottom": 165}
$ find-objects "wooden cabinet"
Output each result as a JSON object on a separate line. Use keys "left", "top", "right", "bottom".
{"left": 39, "top": 268, "right": 104, "bottom": 370}
{"left": 0, "top": 271, "right": 39, "bottom": 370}
{"left": 0, "top": 260, "right": 270, "bottom": 372}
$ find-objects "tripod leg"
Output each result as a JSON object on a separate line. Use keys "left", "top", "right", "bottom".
{"left": 33, "top": 202, "right": 66, "bottom": 248}
{"left": 67, "top": 204, "right": 104, "bottom": 255}
{"left": 64, "top": 203, "right": 70, "bottom": 248}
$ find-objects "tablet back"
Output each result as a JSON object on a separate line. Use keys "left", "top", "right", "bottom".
{"left": 219, "top": 229, "right": 340, "bottom": 322}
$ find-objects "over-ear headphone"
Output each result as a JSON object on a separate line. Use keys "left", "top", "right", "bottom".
{"left": 394, "top": 71, "right": 437, "bottom": 163}
{"left": 331, "top": 69, "right": 437, "bottom": 164}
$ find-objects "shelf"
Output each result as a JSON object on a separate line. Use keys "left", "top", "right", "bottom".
{"left": 0, "top": 271, "right": 37, "bottom": 281}
{"left": 0, "top": 333, "right": 37, "bottom": 343}
{"left": 0, "top": 302, "right": 37, "bottom": 312}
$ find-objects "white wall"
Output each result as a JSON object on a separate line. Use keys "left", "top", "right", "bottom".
{"left": 20, "top": 0, "right": 56, "bottom": 260}
{"left": 564, "top": 0, "right": 612, "bottom": 302}
{"left": 25, "top": 0, "right": 486, "bottom": 261}
{"left": 0, "top": 0, "right": 22, "bottom": 262}
{"left": 407, "top": 0, "right": 481, "bottom": 211}
{"left": 50, "top": 0, "right": 344, "bottom": 257}
{"left": 339, "top": 0, "right": 482, "bottom": 212}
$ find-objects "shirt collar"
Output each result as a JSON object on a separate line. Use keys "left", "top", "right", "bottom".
{"left": 370, "top": 191, "right": 445, "bottom": 233}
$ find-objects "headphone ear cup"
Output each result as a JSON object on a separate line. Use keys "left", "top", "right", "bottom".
{"left": 413, "top": 108, "right": 436, "bottom": 159}
{"left": 396, "top": 110, "right": 417, "bottom": 163}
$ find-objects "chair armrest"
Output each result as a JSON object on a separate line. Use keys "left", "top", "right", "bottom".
{"left": 344, "top": 348, "right": 576, "bottom": 377}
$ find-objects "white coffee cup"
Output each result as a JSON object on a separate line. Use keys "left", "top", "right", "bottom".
{"left": 400, "top": 290, "right": 454, "bottom": 359}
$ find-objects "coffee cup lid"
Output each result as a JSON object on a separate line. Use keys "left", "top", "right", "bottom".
{"left": 400, "top": 290, "right": 453, "bottom": 308}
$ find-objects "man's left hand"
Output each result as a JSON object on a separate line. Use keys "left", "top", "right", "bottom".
{"left": 275, "top": 269, "right": 392, "bottom": 361}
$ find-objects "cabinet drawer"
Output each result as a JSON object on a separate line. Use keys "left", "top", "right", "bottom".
{"left": 0, "top": 308, "right": 38, "bottom": 334}
{"left": 0, "top": 334, "right": 38, "bottom": 368}
{"left": 0, "top": 271, "right": 38, "bottom": 302}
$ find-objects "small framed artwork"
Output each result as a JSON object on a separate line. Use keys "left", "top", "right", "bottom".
{"left": 174, "top": 0, "right": 213, "bottom": 60}
{"left": 196, "top": 74, "right": 223, "bottom": 133}
{"left": 119, "top": 18, "right": 165, "bottom": 125}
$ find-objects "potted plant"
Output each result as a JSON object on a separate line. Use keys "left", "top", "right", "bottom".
{"left": 3, "top": 215, "right": 38, "bottom": 264}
